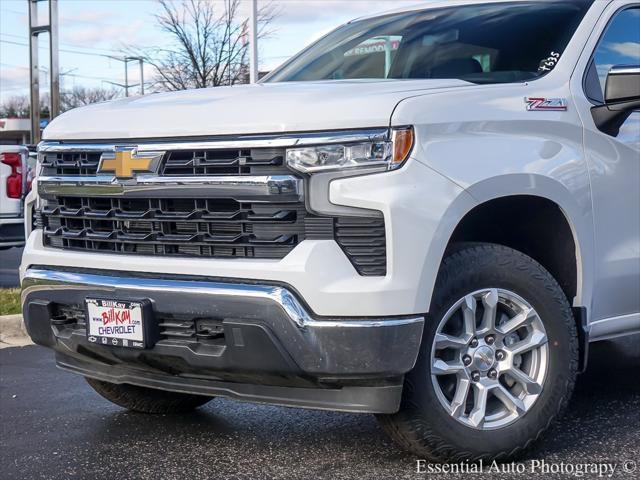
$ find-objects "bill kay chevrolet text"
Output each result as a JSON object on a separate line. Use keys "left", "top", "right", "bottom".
{"left": 21, "top": 0, "right": 639, "bottom": 461}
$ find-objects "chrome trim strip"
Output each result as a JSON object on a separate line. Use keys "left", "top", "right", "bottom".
{"left": 37, "top": 174, "right": 303, "bottom": 201}
{"left": 22, "top": 268, "right": 424, "bottom": 330}
{"left": 609, "top": 66, "right": 640, "bottom": 75}
{"left": 38, "top": 128, "right": 390, "bottom": 153}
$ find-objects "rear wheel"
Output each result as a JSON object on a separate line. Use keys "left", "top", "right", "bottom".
{"left": 377, "top": 243, "right": 578, "bottom": 461}
{"left": 86, "top": 378, "right": 213, "bottom": 414}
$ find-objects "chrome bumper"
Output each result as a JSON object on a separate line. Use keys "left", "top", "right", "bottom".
{"left": 21, "top": 268, "right": 424, "bottom": 413}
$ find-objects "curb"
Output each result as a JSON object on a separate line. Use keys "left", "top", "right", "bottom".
{"left": 0, "top": 314, "right": 32, "bottom": 347}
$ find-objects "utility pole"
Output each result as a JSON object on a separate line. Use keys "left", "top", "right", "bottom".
{"left": 124, "top": 58, "right": 129, "bottom": 97}
{"left": 249, "top": 0, "right": 258, "bottom": 83}
{"left": 28, "top": 0, "right": 60, "bottom": 144}
{"left": 105, "top": 56, "right": 145, "bottom": 96}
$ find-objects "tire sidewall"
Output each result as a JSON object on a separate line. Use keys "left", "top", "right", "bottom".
{"left": 405, "top": 245, "right": 577, "bottom": 457}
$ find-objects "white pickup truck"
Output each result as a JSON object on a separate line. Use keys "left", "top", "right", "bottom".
{"left": 20, "top": 0, "right": 639, "bottom": 461}
{"left": 0, "top": 145, "right": 29, "bottom": 249}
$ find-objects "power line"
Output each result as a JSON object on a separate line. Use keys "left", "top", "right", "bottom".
{"left": 1, "top": 32, "right": 125, "bottom": 56}
{"left": 0, "top": 62, "right": 47, "bottom": 72}
{"left": 0, "top": 38, "right": 126, "bottom": 60}
{"left": 0, "top": 62, "right": 128, "bottom": 84}
{"left": 0, "top": 8, "right": 25, "bottom": 16}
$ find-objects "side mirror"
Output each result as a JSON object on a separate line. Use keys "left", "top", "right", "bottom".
{"left": 591, "top": 65, "right": 640, "bottom": 136}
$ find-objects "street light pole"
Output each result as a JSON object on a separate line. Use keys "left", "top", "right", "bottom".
{"left": 28, "top": 0, "right": 39, "bottom": 143}
{"left": 139, "top": 58, "right": 144, "bottom": 95}
{"left": 49, "top": 0, "right": 60, "bottom": 117}
{"left": 28, "top": 0, "right": 60, "bottom": 144}
{"left": 249, "top": 0, "right": 258, "bottom": 83}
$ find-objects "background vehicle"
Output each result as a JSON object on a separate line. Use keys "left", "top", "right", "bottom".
{"left": 0, "top": 145, "right": 30, "bottom": 250}
{"left": 20, "top": 0, "right": 640, "bottom": 462}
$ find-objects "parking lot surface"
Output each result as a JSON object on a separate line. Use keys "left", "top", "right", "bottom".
{"left": 1, "top": 336, "right": 638, "bottom": 480}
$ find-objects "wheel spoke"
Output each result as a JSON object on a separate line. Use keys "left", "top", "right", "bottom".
{"left": 467, "top": 384, "right": 488, "bottom": 427}
{"left": 507, "top": 331, "right": 548, "bottom": 355}
{"left": 429, "top": 288, "right": 549, "bottom": 430}
{"left": 461, "top": 294, "right": 477, "bottom": 337}
{"left": 435, "top": 332, "right": 469, "bottom": 349}
{"left": 506, "top": 367, "right": 543, "bottom": 395}
{"left": 493, "top": 385, "right": 526, "bottom": 415}
{"left": 498, "top": 308, "right": 536, "bottom": 335}
{"left": 449, "top": 376, "right": 471, "bottom": 418}
{"left": 478, "top": 288, "right": 498, "bottom": 334}
{"left": 432, "top": 359, "right": 464, "bottom": 375}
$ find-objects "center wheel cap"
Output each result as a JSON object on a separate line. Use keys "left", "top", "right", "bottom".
{"left": 473, "top": 345, "right": 495, "bottom": 371}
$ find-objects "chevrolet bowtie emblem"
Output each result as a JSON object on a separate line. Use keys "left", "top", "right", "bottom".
{"left": 98, "top": 148, "right": 164, "bottom": 178}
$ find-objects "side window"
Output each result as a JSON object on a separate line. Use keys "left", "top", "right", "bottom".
{"left": 586, "top": 8, "right": 640, "bottom": 102}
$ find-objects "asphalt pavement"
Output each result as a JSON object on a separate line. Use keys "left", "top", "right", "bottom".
{"left": 0, "top": 246, "right": 22, "bottom": 288}
{"left": 1, "top": 336, "right": 639, "bottom": 480}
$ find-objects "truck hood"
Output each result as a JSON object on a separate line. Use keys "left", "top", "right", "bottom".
{"left": 43, "top": 79, "right": 471, "bottom": 140}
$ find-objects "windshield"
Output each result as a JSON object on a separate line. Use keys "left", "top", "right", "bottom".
{"left": 266, "top": 1, "right": 593, "bottom": 85}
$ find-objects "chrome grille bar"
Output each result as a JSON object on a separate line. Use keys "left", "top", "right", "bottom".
{"left": 38, "top": 175, "right": 303, "bottom": 202}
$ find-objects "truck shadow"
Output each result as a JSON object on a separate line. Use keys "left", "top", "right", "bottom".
{"left": 95, "top": 334, "right": 639, "bottom": 462}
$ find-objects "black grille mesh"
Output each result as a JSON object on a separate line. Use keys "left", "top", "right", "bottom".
{"left": 41, "top": 151, "right": 101, "bottom": 176}
{"left": 335, "top": 217, "right": 387, "bottom": 276}
{"left": 42, "top": 197, "right": 307, "bottom": 259}
{"left": 162, "top": 148, "right": 289, "bottom": 176}
{"left": 39, "top": 145, "right": 387, "bottom": 275}
{"left": 41, "top": 148, "right": 290, "bottom": 177}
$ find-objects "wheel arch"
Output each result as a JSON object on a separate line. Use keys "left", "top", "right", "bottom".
{"left": 420, "top": 174, "right": 594, "bottom": 316}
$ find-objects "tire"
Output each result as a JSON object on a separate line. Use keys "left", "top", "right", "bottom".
{"left": 377, "top": 243, "right": 578, "bottom": 462}
{"left": 86, "top": 378, "right": 213, "bottom": 414}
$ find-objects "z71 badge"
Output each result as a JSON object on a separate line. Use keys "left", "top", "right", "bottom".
{"left": 525, "top": 97, "right": 568, "bottom": 111}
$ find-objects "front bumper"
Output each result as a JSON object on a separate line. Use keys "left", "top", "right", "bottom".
{"left": 21, "top": 268, "right": 424, "bottom": 413}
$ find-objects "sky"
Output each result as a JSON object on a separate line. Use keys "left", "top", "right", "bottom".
{"left": 0, "top": 0, "right": 420, "bottom": 103}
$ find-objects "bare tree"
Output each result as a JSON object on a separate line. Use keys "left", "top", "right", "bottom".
{"left": 60, "top": 86, "right": 121, "bottom": 112}
{"left": 0, "top": 95, "right": 51, "bottom": 119}
{"left": 143, "top": 0, "right": 277, "bottom": 91}
{"left": 0, "top": 96, "right": 30, "bottom": 118}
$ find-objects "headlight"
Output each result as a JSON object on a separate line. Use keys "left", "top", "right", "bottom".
{"left": 286, "top": 127, "right": 414, "bottom": 174}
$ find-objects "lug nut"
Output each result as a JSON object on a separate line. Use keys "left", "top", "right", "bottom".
{"left": 463, "top": 354, "right": 472, "bottom": 366}
{"left": 471, "top": 371, "right": 481, "bottom": 382}
{"left": 488, "top": 369, "right": 498, "bottom": 379}
{"left": 469, "top": 338, "right": 479, "bottom": 348}
{"left": 485, "top": 335, "right": 495, "bottom": 345}
{"left": 496, "top": 350, "right": 505, "bottom": 361}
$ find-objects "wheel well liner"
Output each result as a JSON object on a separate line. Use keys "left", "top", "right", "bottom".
{"left": 448, "top": 195, "right": 578, "bottom": 305}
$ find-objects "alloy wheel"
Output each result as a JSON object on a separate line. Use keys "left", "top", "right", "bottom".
{"left": 430, "top": 288, "right": 549, "bottom": 430}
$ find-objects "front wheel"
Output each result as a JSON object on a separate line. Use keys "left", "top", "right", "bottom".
{"left": 86, "top": 378, "right": 213, "bottom": 414}
{"left": 378, "top": 243, "right": 578, "bottom": 462}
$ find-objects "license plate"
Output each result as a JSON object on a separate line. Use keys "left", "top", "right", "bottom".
{"left": 86, "top": 298, "right": 154, "bottom": 349}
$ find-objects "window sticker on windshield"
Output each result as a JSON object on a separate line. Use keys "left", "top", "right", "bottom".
{"left": 538, "top": 51, "right": 561, "bottom": 73}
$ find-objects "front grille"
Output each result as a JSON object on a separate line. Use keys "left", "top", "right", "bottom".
{"left": 41, "top": 151, "right": 101, "bottom": 176}
{"left": 39, "top": 142, "right": 388, "bottom": 275}
{"left": 41, "top": 148, "right": 290, "bottom": 177}
{"left": 159, "top": 316, "right": 225, "bottom": 344}
{"left": 162, "top": 148, "right": 289, "bottom": 176}
{"left": 42, "top": 197, "right": 308, "bottom": 259}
